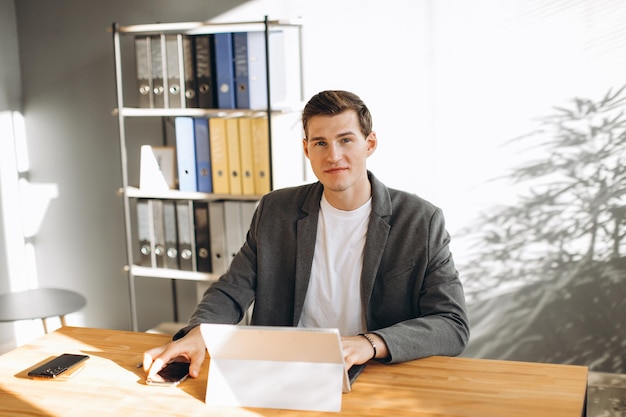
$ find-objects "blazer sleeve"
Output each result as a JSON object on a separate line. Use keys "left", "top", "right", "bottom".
{"left": 372, "top": 207, "right": 470, "bottom": 363}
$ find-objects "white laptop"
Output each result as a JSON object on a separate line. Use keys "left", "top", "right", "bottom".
{"left": 199, "top": 323, "right": 350, "bottom": 412}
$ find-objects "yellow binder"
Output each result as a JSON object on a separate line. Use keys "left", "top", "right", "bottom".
{"left": 251, "top": 116, "right": 271, "bottom": 195}
{"left": 208, "top": 117, "right": 230, "bottom": 194}
{"left": 237, "top": 117, "right": 255, "bottom": 195}
{"left": 225, "top": 117, "right": 242, "bottom": 195}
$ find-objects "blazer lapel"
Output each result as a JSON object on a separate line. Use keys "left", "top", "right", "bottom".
{"left": 292, "top": 183, "right": 323, "bottom": 325}
{"left": 361, "top": 172, "right": 392, "bottom": 319}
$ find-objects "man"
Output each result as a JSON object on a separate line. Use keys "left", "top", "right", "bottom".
{"left": 144, "top": 90, "right": 469, "bottom": 380}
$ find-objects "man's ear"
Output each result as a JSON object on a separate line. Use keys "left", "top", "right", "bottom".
{"left": 302, "top": 138, "right": 310, "bottom": 159}
{"left": 366, "top": 131, "right": 378, "bottom": 155}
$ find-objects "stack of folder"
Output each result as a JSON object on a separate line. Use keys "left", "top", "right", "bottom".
{"left": 134, "top": 31, "right": 286, "bottom": 110}
{"left": 132, "top": 27, "right": 291, "bottom": 276}
{"left": 135, "top": 199, "right": 257, "bottom": 274}
{"left": 174, "top": 115, "right": 271, "bottom": 196}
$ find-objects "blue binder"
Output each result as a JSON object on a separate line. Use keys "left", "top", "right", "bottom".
{"left": 232, "top": 31, "right": 267, "bottom": 109}
{"left": 194, "top": 117, "right": 212, "bottom": 193}
{"left": 210, "top": 33, "right": 235, "bottom": 109}
{"left": 174, "top": 117, "right": 197, "bottom": 192}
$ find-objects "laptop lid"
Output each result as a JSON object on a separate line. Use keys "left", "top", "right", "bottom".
{"left": 199, "top": 323, "right": 349, "bottom": 412}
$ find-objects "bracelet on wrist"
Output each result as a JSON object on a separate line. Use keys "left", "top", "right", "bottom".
{"left": 359, "top": 333, "right": 377, "bottom": 360}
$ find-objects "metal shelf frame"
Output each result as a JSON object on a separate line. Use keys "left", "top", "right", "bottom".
{"left": 110, "top": 16, "right": 304, "bottom": 331}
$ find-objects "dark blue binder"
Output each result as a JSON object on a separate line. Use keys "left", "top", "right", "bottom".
{"left": 210, "top": 33, "right": 235, "bottom": 109}
{"left": 194, "top": 117, "right": 212, "bottom": 193}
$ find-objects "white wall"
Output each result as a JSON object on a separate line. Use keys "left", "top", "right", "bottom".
{"left": 217, "top": 0, "right": 626, "bottom": 248}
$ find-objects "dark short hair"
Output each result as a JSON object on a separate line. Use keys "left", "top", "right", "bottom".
{"left": 302, "top": 90, "right": 372, "bottom": 138}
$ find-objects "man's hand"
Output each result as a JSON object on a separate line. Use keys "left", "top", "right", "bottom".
{"left": 143, "top": 326, "right": 206, "bottom": 379}
{"left": 341, "top": 333, "right": 388, "bottom": 369}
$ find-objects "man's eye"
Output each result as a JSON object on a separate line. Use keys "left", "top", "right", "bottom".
{"left": 314, "top": 141, "right": 326, "bottom": 147}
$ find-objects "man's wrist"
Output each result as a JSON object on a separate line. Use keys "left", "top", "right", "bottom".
{"left": 359, "top": 333, "right": 377, "bottom": 360}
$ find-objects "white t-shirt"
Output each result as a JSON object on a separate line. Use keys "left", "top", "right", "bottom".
{"left": 298, "top": 194, "right": 371, "bottom": 336}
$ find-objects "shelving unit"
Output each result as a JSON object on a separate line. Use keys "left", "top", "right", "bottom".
{"left": 110, "top": 17, "right": 305, "bottom": 331}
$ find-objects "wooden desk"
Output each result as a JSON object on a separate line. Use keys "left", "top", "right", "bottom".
{"left": 0, "top": 327, "right": 587, "bottom": 417}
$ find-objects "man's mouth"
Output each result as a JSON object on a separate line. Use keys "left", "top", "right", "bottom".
{"left": 325, "top": 167, "right": 348, "bottom": 174}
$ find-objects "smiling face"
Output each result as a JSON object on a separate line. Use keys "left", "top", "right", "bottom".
{"left": 303, "top": 109, "right": 377, "bottom": 210}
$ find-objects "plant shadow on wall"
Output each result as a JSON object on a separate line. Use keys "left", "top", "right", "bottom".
{"left": 459, "top": 86, "right": 626, "bottom": 373}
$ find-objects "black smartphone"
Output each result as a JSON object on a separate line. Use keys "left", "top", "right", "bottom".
{"left": 28, "top": 353, "right": 90, "bottom": 379}
{"left": 348, "top": 363, "right": 366, "bottom": 385}
{"left": 146, "top": 361, "right": 190, "bottom": 386}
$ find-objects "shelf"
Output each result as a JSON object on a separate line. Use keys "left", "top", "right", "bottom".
{"left": 114, "top": 18, "right": 304, "bottom": 35}
{"left": 111, "top": 16, "right": 304, "bottom": 331}
{"left": 130, "top": 265, "right": 219, "bottom": 282}
{"left": 113, "top": 105, "right": 304, "bottom": 118}
{"left": 120, "top": 186, "right": 263, "bottom": 201}
{"left": 115, "top": 107, "right": 252, "bottom": 118}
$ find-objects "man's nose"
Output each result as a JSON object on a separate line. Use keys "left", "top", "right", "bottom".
{"left": 326, "top": 143, "right": 341, "bottom": 162}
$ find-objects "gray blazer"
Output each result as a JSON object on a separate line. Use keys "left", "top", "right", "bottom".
{"left": 177, "top": 171, "right": 470, "bottom": 363}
